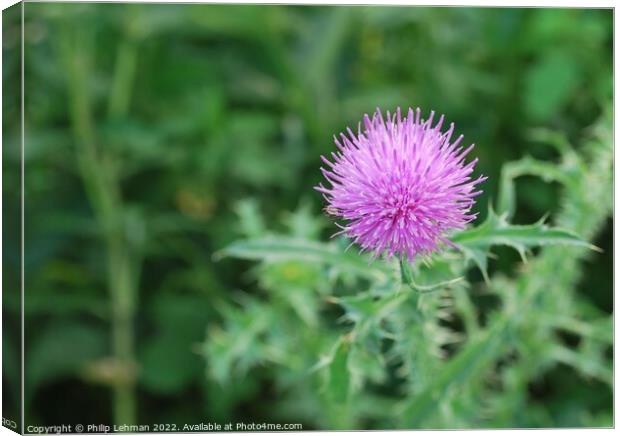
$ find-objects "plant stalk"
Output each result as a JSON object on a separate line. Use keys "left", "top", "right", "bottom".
{"left": 60, "top": 24, "right": 138, "bottom": 426}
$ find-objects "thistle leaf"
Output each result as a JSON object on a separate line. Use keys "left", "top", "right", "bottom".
{"left": 313, "top": 338, "right": 352, "bottom": 406}
{"left": 336, "top": 292, "right": 408, "bottom": 337}
{"left": 400, "top": 318, "right": 510, "bottom": 427}
{"left": 497, "top": 155, "right": 573, "bottom": 220}
{"left": 451, "top": 208, "right": 596, "bottom": 279}
{"left": 215, "top": 236, "right": 390, "bottom": 278}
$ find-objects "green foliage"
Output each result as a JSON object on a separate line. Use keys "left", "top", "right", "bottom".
{"left": 218, "top": 237, "right": 391, "bottom": 279}
{"left": 207, "top": 110, "right": 612, "bottom": 429}
{"left": 139, "top": 294, "right": 209, "bottom": 394}
{"left": 25, "top": 322, "right": 107, "bottom": 405}
{"left": 524, "top": 52, "right": 580, "bottom": 121}
{"left": 452, "top": 207, "right": 595, "bottom": 281}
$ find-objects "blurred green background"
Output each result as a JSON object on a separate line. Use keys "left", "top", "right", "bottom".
{"left": 2, "top": 3, "right": 612, "bottom": 430}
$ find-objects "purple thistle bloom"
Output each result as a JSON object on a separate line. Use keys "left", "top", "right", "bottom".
{"left": 316, "top": 108, "right": 486, "bottom": 261}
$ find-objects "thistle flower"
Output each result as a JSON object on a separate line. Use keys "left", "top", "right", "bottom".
{"left": 316, "top": 108, "right": 486, "bottom": 261}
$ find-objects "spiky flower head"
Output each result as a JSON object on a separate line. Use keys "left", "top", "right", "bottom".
{"left": 316, "top": 108, "right": 486, "bottom": 261}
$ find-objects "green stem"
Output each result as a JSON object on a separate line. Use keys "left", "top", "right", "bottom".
{"left": 60, "top": 25, "right": 137, "bottom": 426}
{"left": 110, "top": 239, "right": 136, "bottom": 425}
{"left": 108, "top": 38, "right": 137, "bottom": 118}
{"left": 399, "top": 256, "right": 463, "bottom": 293}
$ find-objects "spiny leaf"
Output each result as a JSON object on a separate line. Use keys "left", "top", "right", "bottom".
{"left": 312, "top": 337, "right": 352, "bottom": 405}
{"left": 452, "top": 209, "right": 592, "bottom": 252}
{"left": 204, "top": 298, "right": 274, "bottom": 384}
{"left": 497, "top": 155, "right": 574, "bottom": 219}
{"left": 327, "top": 338, "right": 351, "bottom": 404}
{"left": 399, "top": 317, "right": 510, "bottom": 427}
{"left": 335, "top": 292, "right": 408, "bottom": 337}
{"left": 526, "top": 128, "right": 574, "bottom": 156}
{"left": 348, "top": 341, "right": 386, "bottom": 388}
{"left": 549, "top": 345, "right": 612, "bottom": 385}
{"left": 316, "top": 336, "right": 356, "bottom": 430}
{"left": 215, "top": 236, "right": 390, "bottom": 278}
{"left": 451, "top": 208, "right": 596, "bottom": 279}
{"left": 234, "top": 198, "right": 266, "bottom": 238}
